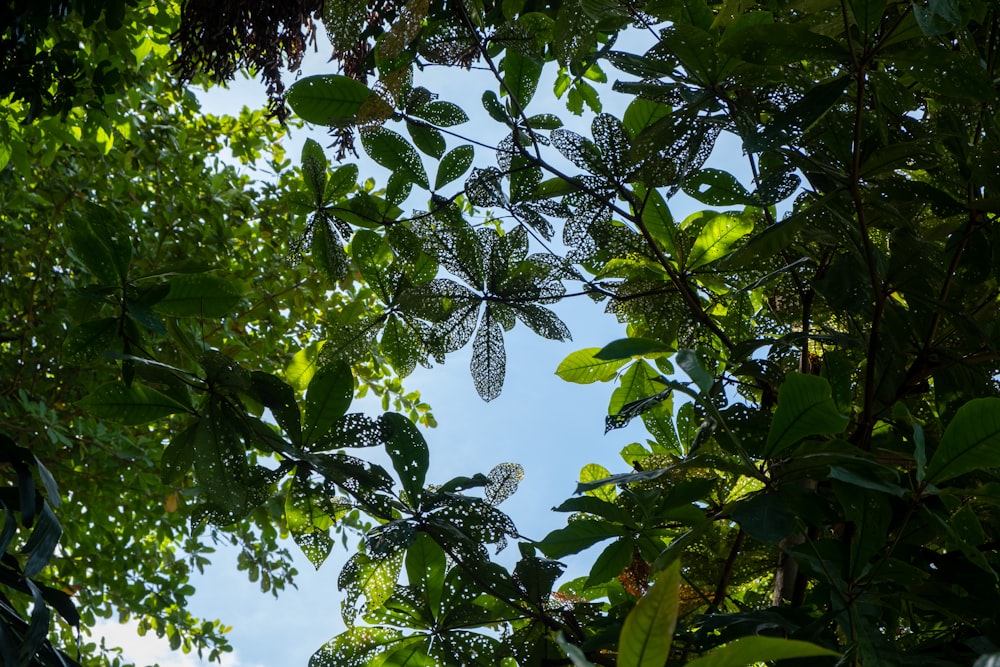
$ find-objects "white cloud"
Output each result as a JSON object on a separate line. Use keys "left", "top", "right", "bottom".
{"left": 92, "top": 620, "right": 266, "bottom": 667}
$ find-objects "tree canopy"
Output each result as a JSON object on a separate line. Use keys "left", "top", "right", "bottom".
{"left": 4, "top": 0, "right": 1000, "bottom": 665}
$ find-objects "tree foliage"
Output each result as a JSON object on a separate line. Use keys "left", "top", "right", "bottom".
{"left": 6, "top": 0, "right": 1000, "bottom": 665}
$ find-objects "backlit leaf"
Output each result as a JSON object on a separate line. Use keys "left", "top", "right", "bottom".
{"left": 687, "top": 213, "right": 753, "bottom": 270}
{"left": 618, "top": 559, "right": 680, "bottom": 667}
{"left": 764, "top": 373, "right": 848, "bottom": 457}
{"left": 556, "top": 348, "right": 629, "bottom": 383}
{"left": 685, "top": 637, "right": 839, "bottom": 667}
{"left": 303, "top": 361, "right": 354, "bottom": 448}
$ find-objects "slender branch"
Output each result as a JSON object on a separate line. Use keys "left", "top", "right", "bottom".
{"left": 708, "top": 528, "right": 745, "bottom": 613}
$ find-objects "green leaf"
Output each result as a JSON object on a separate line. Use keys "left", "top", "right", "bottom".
{"left": 66, "top": 203, "right": 132, "bottom": 284}
{"left": 832, "top": 483, "right": 892, "bottom": 577}
{"left": 720, "top": 24, "right": 847, "bottom": 65}
{"left": 381, "top": 315, "right": 421, "bottom": 378}
{"left": 926, "top": 398, "right": 1000, "bottom": 484}
{"left": 891, "top": 48, "right": 998, "bottom": 102}
{"left": 848, "top": 0, "right": 886, "bottom": 39}
{"left": 747, "top": 76, "right": 849, "bottom": 152}
{"left": 78, "top": 382, "right": 189, "bottom": 424}
{"left": 328, "top": 163, "right": 359, "bottom": 200}
{"left": 719, "top": 205, "right": 811, "bottom": 270}
{"left": 595, "top": 338, "right": 671, "bottom": 361}
{"left": 472, "top": 304, "right": 507, "bottom": 401}
{"left": 526, "top": 113, "right": 563, "bottom": 130}
{"left": 339, "top": 550, "right": 405, "bottom": 622}
{"left": 552, "top": 496, "right": 634, "bottom": 524}
{"left": 361, "top": 127, "right": 429, "bottom": 189}
{"left": 537, "top": 518, "right": 626, "bottom": 558}
{"left": 20, "top": 580, "right": 50, "bottom": 664}
{"left": 411, "top": 100, "right": 470, "bottom": 127}
{"left": 405, "top": 532, "right": 446, "bottom": 615}
{"left": 250, "top": 371, "right": 302, "bottom": 445}
{"left": 622, "top": 97, "right": 671, "bottom": 139}
{"left": 685, "top": 637, "right": 839, "bottom": 667}
{"left": 729, "top": 493, "right": 800, "bottom": 544}
{"left": 382, "top": 412, "right": 429, "bottom": 507}
{"left": 556, "top": 632, "right": 598, "bottom": 667}
{"left": 23, "top": 503, "right": 61, "bottom": 577}
{"left": 675, "top": 349, "right": 713, "bottom": 394}
{"left": 682, "top": 169, "right": 751, "bottom": 206}
{"left": 912, "top": 0, "right": 962, "bottom": 35}
{"left": 161, "top": 422, "right": 198, "bottom": 484}
{"left": 686, "top": 213, "right": 753, "bottom": 270}
{"left": 302, "top": 361, "right": 354, "bottom": 448}
{"left": 309, "top": 626, "right": 405, "bottom": 667}
{"left": 406, "top": 121, "right": 446, "bottom": 159}
{"left": 502, "top": 51, "right": 544, "bottom": 109}
{"left": 287, "top": 74, "right": 371, "bottom": 125}
{"left": 301, "top": 138, "right": 328, "bottom": 202}
{"left": 585, "top": 538, "right": 634, "bottom": 588}
{"left": 618, "top": 559, "right": 680, "bottom": 667}
{"left": 482, "top": 91, "right": 511, "bottom": 124}
{"left": 156, "top": 274, "right": 242, "bottom": 317}
{"left": 556, "top": 348, "right": 629, "bottom": 383}
{"left": 435, "top": 145, "right": 474, "bottom": 190}
{"left": 286, "top": 474, "right": 336, "bottom": 569}
{"left": 515, "top": 556, "right": 564, "bottom": 603}
{"left": 764, "top": 373, "right": 849, "bottom": 457}
{"left": 634, "top": 184, "right": 675, "bottom": 257}
{"left": 63, "top": 317, "right": 118, "bottom": 364}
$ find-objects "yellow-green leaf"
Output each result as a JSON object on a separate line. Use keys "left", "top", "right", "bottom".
{"left": 618, "top": 559, "right": 680, "bottom": 667}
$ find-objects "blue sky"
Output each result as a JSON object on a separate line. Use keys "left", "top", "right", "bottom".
{"left": 99, "top": 32, "right": 753, "bottom": 666}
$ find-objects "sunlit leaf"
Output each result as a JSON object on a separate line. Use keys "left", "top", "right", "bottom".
{"left": 764, "top": 373, "right": 848, "bottom": 457}
{"left": 618, "top": 559, "right": 680, "bottom": 667}
{"left": 556, "top": 348, "right": 629, "bottom": 383}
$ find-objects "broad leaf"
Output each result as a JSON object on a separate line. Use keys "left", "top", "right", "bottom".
{"left": 65, "top": 203, "right": 132, "bottom": 284}
{"left": 435, "top": 145, "right": 474, "bottom": 190}
{"left": 764, "top": 373, "right": 848, "bottom": 457}
{"left": 302, "top": 361, "right": 354, "bottom": 448}
{"left": 556, "top": 348, "right": 628, "bottom": 383}
{"left": 503, "top": 51, "right": 543, "bottom": 110}
{"left": 684, "top": 637, "right": 839, "bottom": 667}
{"left": 63, "top": 317, "right": 118, "bottom": 364}
{"left": 537, "top": 518, "right": 626, "bottom": 558}
{"left": 156, "top": 274, "right": 242, "bottom": 318}
{"left": 287, "top": 75, "right": 371, "bottom": 125}
{"left": 362, "top": 127, "right": 429, "bottom": 188}
{"left": 383, "top": 412, "right": 429, "bottom": 507}
{"left": 286, "top": 474, "right": 336, "bottom": 569}
{"left": 411, "top": 100, "right": 469, "bottom": 126}
{"left": 78, "top": 382, "right": 188, "bottom": 424}
{"left": 301, "top": 138, "right": 328, "bottom": 202}
{"left": 471, "top": 304, "right": 506, "bottom": 402}
{"left": 686, "top": 213, "right": 753, "bottom": 270}
{"left": 926, "top": 398, "right": 1000, "bottom": 484}
{"left": 595, "top": 338, "right": 671, "bottom": 361}
{"left": 618, "top": 559, "right": 680, "bottom": 667}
